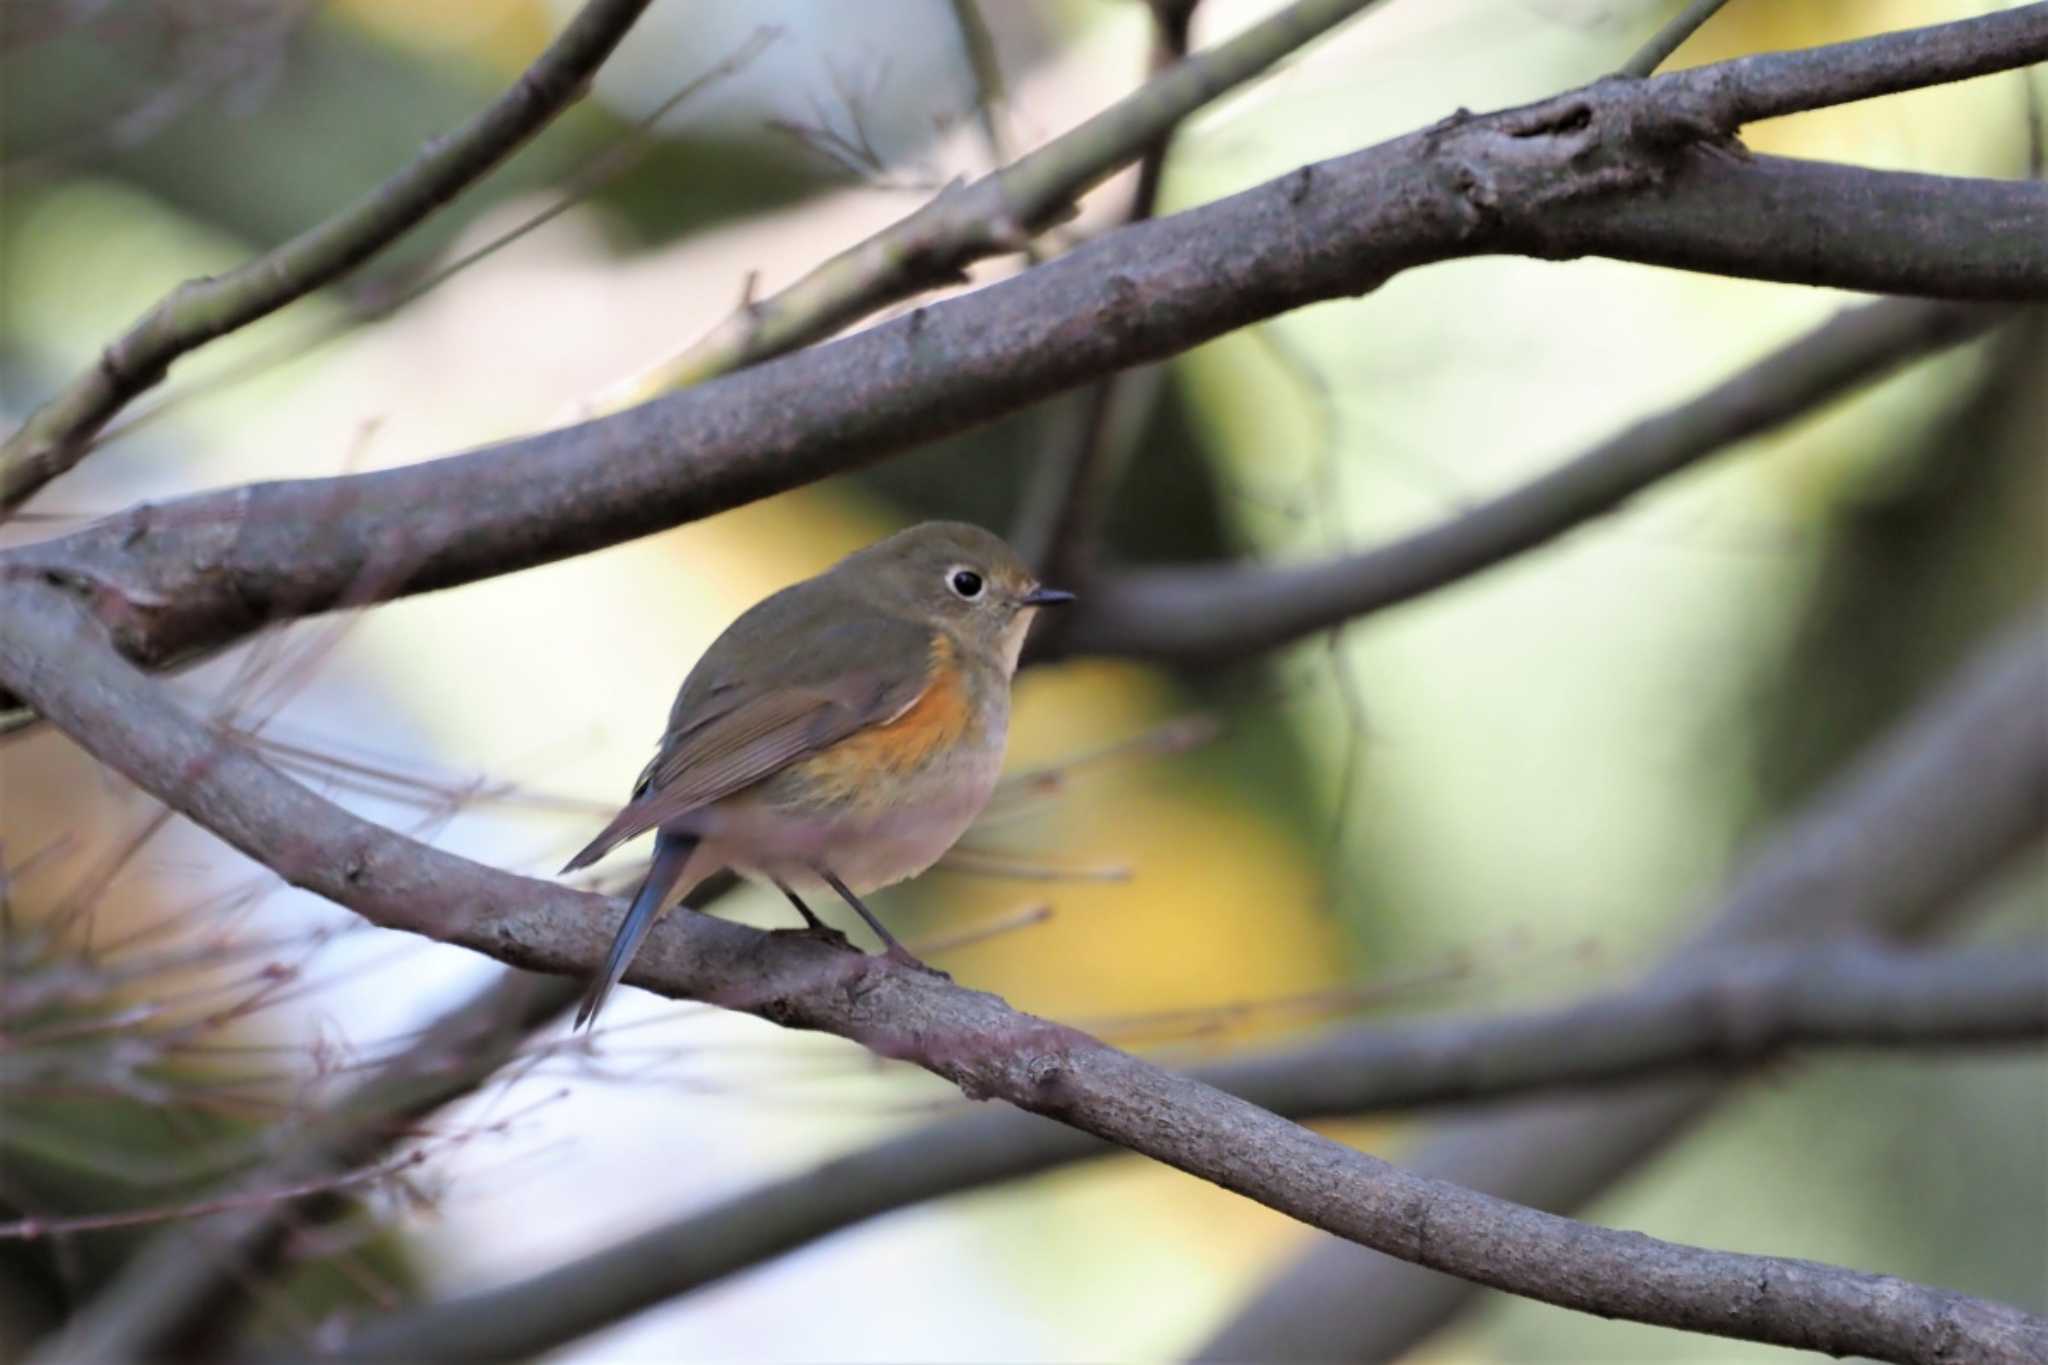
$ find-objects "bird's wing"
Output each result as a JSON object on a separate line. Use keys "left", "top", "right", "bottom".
{"left": 561, "top": 656, "right": 929, "bottom": 873}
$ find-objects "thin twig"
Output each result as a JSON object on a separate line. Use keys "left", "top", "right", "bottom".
{"left": 0, "top": 0, "right": 659, "bottom": 510}
{"left": 584, "top": 0, "right": 1395, "bottom": 412}
{"left": 947, "top": 0, "right": 1015, "bottom": 167}
{"left": 0, "top": 1153, "right": 428, "bottom": 1242}
{"left": 27, "top": 969, "right": 577, "bottom": 1365}
{"left": 8, "top": 11, "right": 2045, "bottom": 730}
{"left": 1056, "top": 298, "right": 2008, "bottom": 663}
{"left": 89, "top": 27, "right": 782, "bottom": 457}
{"left": 1013, "top": 0, "right": 1202, "bottom": 586}
{"left": 1620, "top": 0, "right": 1738, "bottom": 79}
{"left": 8, "top": 15, "right": 2039, "bottom": 732}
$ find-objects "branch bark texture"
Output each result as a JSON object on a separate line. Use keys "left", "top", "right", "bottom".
{"left": 3, "top": 582, "right": 2045, "bottom": 1363}
{"left": 5, "top": 8, "right": 2045, "bottom": 719}
{"left": 325, "top": 938, "right": 2048, "bottom": 1362}
{"left": 0, "top": 0, "right": 656, "bottom": 509}
{"left": 1197, "top": 605, "right": 2048, "bottom": 1360}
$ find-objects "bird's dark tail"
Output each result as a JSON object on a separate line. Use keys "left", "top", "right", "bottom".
{"left": 575, "top": 831, "right": 696, "bottom": 1030}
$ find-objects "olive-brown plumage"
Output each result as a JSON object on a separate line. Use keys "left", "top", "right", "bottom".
{"left": 564, "top": 521, "right": 1071, "bottom": 1027}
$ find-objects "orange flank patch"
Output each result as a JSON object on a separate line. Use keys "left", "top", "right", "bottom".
{"left": 795, "top": 633, "right": 976, "bottom": 800}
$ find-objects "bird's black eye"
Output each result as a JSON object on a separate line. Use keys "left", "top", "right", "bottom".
{"left": 949, "top": 568, "right": 984, "bottom": 599}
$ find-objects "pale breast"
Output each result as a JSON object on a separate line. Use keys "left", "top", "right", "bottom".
{"left": 707, "top": 635, "right": 1013, "bottom": 894}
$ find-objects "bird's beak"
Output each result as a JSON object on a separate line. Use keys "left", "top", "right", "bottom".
{"left": 1022, "top": 585, "right": 1076, "bottom": 608}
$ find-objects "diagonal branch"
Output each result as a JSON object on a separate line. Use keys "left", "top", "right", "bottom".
{"left": 1053, "top": 297, "right": 2008, "bottom": 663}
{"left": 0, "top": 0, "right": 658, "bottom": 510}
{"left": 945, "top": 0, "right": 1017, "bottom": 167}
{"left": 328, "top": 937, "right": 2048, "bottom": 1362}
{"left": 1012, "top": 0, "right": 1201, "bottom": 585}
{"left": 6, "top": 10, "right": 2046, "bottom": 724}
{"left": 1620, "top": 0, "right": 1738, "bottom": 79}
{"left": 1199, "top": 600, "right": 2048, "bottom": 1357}
{"left": 589, "top": 0, "right": 1395, "bottom": 408}
{"left": 2, "top": 576, "right": 2046, "bottom": 1362}
{"left": 592, "top": 0, "right": 2048, "bottom": 411}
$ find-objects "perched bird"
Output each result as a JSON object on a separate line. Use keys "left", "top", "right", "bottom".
{"left": 563, "top": 521, "right": 1073, "bottom": 1028}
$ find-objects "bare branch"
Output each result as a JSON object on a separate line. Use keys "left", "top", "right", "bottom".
{"left": 1682, "top": 2, "right": 2048, "bottom": 122}
{"left": 1620, "top": 0, "right": 1737, "bottom": 79}
{"left": 1012, "top": 0, "right": 1201, "bottom": 583}
{"left": 597, "top": 1, "right": 2048, "bottom": 411}
{"left": 311, "top": 591, "right": 2048, "bottom": 1360}
{"left": 28, "top": 970, "right": 576, "bottom": 1365}
{"left": 0, "top": 0, "right": 659, "bottom": 510}
{"left": 0, "top": 1155, "right": 428, "bottom": 1243}
{"left": 325, "top": 937, "right": 2048, "bottom": 1361}
{"left": 88, "top": 28, "right": 783, "bottom": 455}
{"left": 6, "top": 13, "right": 2045, "bottom": 727}
{"left": 1200, "top": 597, "right": 2048, "bottom": 1359}
{"left": 1054, "top": 298, "right": 2007, "bottom": 663}
{"left": 589, "top": 0, "right": 1395, "bottom": 410}
{"left": 946, "top": 0, "right": 1016, "bottom": 167}
{"left": 3, "top": 580, "right": 2046, "bottom": 1364}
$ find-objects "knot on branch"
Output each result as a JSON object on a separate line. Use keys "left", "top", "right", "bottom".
{"left": 1454, "top": 75, "right": 1748, "bottom": 226}
{"left": 1098, "top": 272, "right": 1146, "bottom": 335}
{"left": 911, "top": 1013, "right": 1085, "bottom": 1108}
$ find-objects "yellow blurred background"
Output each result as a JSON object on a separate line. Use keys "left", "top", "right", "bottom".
{"left": 2, "top": 1, "right": 2042, "bottom": 1360}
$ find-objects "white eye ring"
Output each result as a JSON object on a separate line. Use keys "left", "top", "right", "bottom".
{"left": 947, "top": 566, "right": 985, "bottom": 599}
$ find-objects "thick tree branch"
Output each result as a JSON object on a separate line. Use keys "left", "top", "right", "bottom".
{"left": 324, "top": 937, "right": 2048, "bottom": 1362}
{"left": 1054, "top": 297, "right": 2007, "bottom": 663}
{"left": 4, "top": 11, "right": 2044, "bottom": 726}
{"left": 30, "top": 971, "right": 577, "bottom": 1365}
{"left": 1197, "top": 1087, "right": 1722, "bottom": 1360}
{"left": 1200, "top": 600, "right": 2048, "bottom": 1359}
{"left": 3, "top": 589, "right": 2046, "bottom": 1363}
{"left": 0, "top": 0, "right": 657, "bottom": 511}
{"left": 591, "top": 0, "right": 1393, "bottom": 409}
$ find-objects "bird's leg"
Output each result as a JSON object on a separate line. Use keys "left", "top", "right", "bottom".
{"left": 772, "top": 878, "right": 851, "bottom": 950}
{"left": 774, "top": 880, "right": 828, "bottom": 931}
{"left": 817, "top": 868, "right": 947, "bottom": 977}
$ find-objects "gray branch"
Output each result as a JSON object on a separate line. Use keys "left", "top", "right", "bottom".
{"left": 612, "top": 0, "right": 1394, "bottom": 399}
{"left": 0, "top": 0, "right": 658, "bottom": 509}
{"left": 1197, "top": 599, "right": 2048, "bottom": 1359}
{"left": 1052, "top": 297, "right": 2006, "bottom": 662}
{"left": 5, "top": 8, "right": 2045, "bottom": 723}
{"left": 1011, "top": 0, "right": 1201, "bottom": 585}
{"left": 324, "top": 937, "right": 2048, "bottom": 1362}
{"left": 2, "top": 580, "right": 2045, "bottom": 1364}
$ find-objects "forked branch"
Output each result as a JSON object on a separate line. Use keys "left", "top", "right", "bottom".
{"left": 0, "top": 0, "right": 657, "bottom": 509}
{"left": 1, "top": 576, "right": 2044, "bottom": 1365}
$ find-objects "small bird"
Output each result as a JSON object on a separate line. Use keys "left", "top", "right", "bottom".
{"left": 563, "top": 521, "right": 1073, "bottom": 1028}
